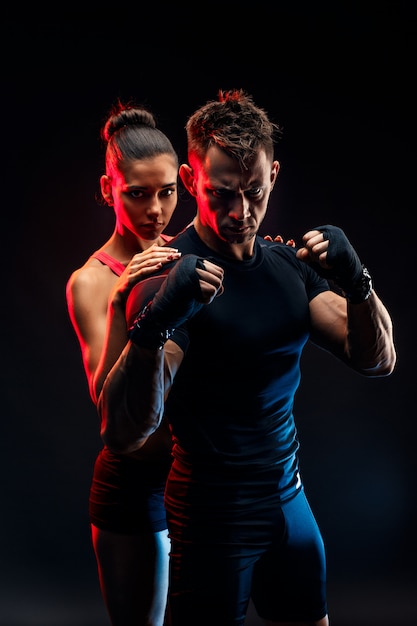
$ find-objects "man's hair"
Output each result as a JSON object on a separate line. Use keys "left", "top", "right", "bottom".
{"left": 185, "top": 89, "right": 282, "bottom": 169}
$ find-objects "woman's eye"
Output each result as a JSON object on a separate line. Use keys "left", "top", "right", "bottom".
{"left": 129, "top": 190, "right": 144, "bottom": 199}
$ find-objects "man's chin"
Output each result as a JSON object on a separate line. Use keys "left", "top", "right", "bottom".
{"left": 228, "top": 232, "right": 256, "bottom": 244}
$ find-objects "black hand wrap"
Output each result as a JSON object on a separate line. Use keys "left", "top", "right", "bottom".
{"left": 310, "top": 225, "right": 373, "bottom": 304}
{"left": 128, "top": 254, "right": 206, "bottom": 349}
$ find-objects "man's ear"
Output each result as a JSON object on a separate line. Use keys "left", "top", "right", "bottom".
{"left": 270, "top": 160, "right": 280, "bottom": 189}
{"left": 179, "top": 164, "right": 197, "bottom": 196}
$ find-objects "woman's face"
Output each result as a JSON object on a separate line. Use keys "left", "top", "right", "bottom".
{"left": 101, "top": 153, "right": 178, "bottom": 241}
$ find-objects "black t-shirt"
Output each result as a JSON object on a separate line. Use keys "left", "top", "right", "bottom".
{"left": 158, "top": 225, "right": 329, "bottom": 501}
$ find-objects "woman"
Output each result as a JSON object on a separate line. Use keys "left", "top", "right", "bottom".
{"left": 66, "top": 100, "right": 181, "bottom": 626}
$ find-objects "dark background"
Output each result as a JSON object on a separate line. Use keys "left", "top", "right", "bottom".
{"left": 2, "top": 6, "right": 416, "bottom": 625}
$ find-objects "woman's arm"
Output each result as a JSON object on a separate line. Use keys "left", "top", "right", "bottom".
{"left": 66, "top": 244, "right": 181, "bottom": 404}
{"left": 66, "top": 264, "right": 113, "bottom": 402}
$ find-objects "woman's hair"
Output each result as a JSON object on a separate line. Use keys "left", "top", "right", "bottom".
{"left": 102, "top": 99, "right": 178, "bottom": 178}
{"left": 185, "top": 89, "right": 282, "bottom": 169}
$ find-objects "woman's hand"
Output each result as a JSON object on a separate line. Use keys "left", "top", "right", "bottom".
{"left": 112, "top": 244, "right": 181, "bottom": 305}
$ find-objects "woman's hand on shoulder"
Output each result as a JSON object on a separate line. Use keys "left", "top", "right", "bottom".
{"left": 111, "top": 244, "right": 181, "bottom": 306}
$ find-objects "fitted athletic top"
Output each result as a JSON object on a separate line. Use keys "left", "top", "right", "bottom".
{"left": 150, "top": 225, "right": 330, "bottom": 509}
{"left": 91, "top": 250, "right": 126, "bottom": 276}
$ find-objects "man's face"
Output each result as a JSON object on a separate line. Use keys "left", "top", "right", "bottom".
{"left": 188, "top": 145, "right": 279, "bottom": 246}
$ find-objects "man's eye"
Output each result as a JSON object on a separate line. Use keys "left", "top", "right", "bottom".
{"left": 212, "top": 189, "right": 234, "bottom": 198}
{"left": 247, "top": 187, "right": 263, "bottom": 197}
{"left": 211, "top": 187, "right": 264, "bottom": 199}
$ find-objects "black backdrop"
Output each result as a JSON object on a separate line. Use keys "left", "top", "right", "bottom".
{"left": 2, "top": 8, "right": 416, "bottom": 625}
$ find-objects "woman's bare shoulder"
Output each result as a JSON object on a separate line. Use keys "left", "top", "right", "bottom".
{"left": 66, "top": 256, "right": 115, "bottom": 303}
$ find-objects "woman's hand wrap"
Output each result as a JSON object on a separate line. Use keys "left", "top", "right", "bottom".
{"left": 312, "top": 225, "right": 373, "bottom": 303}
{"left": 128, "top": 254, "right": 206, "bottom": 349}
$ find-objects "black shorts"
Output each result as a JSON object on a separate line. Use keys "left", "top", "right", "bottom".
{"left": 168, "top": 487, "right": 327, "bottom": 625}
{"left": 89, "top": 447, "right": 171, "bottom": 534}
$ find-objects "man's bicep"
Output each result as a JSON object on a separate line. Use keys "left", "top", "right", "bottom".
{"left": 309, "top": 291, "right": 348, "bottom": 358}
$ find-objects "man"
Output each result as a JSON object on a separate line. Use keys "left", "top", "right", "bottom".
{"left": 98, "top": 89, "right": 396, "bottom": 626}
